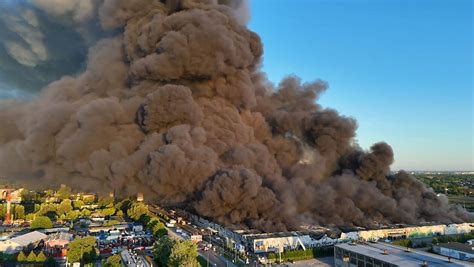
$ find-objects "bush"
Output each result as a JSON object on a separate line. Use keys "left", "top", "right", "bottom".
{"left": 104, "top": 254, "right": 122, "bottom": 267}
{"left": 26, "top": 251, "right": 36, "bottom": 262}
{"left": 268, "top": 247, "right": 333, "bottom": 262}
{"left": 17, "top": 251, "right": 27, "bottom": 262}
{"left": 392, "top": 239, "right": 412, "bottom": 248}
{"left": 36, "top": 251, "right": 47, "bottom": 262}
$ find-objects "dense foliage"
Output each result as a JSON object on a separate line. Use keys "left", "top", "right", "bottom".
{"left": 67, "top": 236, "right": 98, "bottom": 264}
{"left": 153, "top": 236, "right": 199, "bottom": 267}
{"left": 30, "top": 216, "right": 53, "bottom": 229}
{"left": 104, "top": 254, "right": 122, "bottom": 267}
{"left": 414, "top": 174, "right": 473, "bottom": 196}
{"left": 268, "top": 247, "right": 334, "bottom": 262}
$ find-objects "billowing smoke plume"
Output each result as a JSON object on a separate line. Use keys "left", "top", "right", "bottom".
{"left": 0, "top": 0, "right": 471, "bottom": 231}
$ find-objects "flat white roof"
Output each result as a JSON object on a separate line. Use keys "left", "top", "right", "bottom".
{"left": 336, "top": 242, "right": 471, "bottom": 267}
{"left": 10, "top": 231, "right": 47, "bottom": 246}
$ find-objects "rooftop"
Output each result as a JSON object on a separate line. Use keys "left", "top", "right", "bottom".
{"left": 243, "top": 231, "right": 309, "bottom": 240}
{"left": 435, "top": 242, "right": 474, "bottom": 254}
{"left": 47, "top": 232, "right": 73, "bottom": 242}
{"left": 336, "top": 242, "right": 471, "bottom": 267}
{"left": 10, "top": 231, "right": 47, "bottom": 246}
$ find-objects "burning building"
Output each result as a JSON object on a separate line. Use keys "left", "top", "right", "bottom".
{"left": 0, "top": 0, "right": 472, "bottom": 232}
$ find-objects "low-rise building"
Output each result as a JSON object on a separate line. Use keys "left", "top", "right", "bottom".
{"left": 356, "top": 223, "right": 474, "bottom": 241}
{"left": 190, "top": 234, "right": 202, "bottom": 243}
{"left": 45, "top": 232, "right": 74, "bottom": 257}
{"left": 0, "top": 188, "right": 23, "bottom": 203}
{"left": 0, "top": 231, "right": 47, "bottom": 254}
{"left": 335, "top": 242, "right": 471, "bottom": 267}
{"left": 433, "top": 242, "right": 474, "bottom": 261}
{"left": 244, "top": 232, "right": 316, "bottom": 253}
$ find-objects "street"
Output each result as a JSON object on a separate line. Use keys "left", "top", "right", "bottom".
{"left": 121, "top": 249, "right": 152, "bottom": 267}
{"left": 166, "top": 226, "right": 236, "bottom": 267}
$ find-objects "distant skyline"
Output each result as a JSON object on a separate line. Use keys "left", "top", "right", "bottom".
{"left": 249, "top": 0, "right": 473, "bottom": 171}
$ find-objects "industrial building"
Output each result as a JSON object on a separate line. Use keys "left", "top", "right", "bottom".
{"left": 335, "top": 242, "right": 471, "bottom": 267}
{"left": 188, "top": 207, "right": 474, "bottom": 256}
{"left": 433, "top": 242, "right": 474, "bottom": 261}
{"left": 0, "top": 231, "right": 48, "bottom": 254}
{"left": 243, "top": 232, "right": 317, "bottom": 253}
{"left": 44, "top": 232, "right": 74, "bottom": 257}
{"left": 356, "top": 223, "right": 474, "bottom": 241}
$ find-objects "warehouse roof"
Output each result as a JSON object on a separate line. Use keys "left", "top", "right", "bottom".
{"left": 10, "top": 231, "right": 47, "bottom": 246}
{"left": 336, "top": 242, "right": 471, "bottom": 267}
{"left": 436, "top": 242, "right": 474, "bottom": 254}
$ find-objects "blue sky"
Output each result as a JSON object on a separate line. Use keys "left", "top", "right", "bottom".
{"left": 249, "top": 0, "right": 473, "bottom": 171}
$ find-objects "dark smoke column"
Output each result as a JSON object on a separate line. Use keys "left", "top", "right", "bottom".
{"left": 0, "top": 0, "right": 471, "bottom": 231}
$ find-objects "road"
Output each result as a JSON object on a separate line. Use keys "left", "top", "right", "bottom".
{"left": 199, "top": 249, "right": 237, "bottom": 267}
{"left": 121, "top": 249, "right": 152, "bottom": 267}
{"left": 149, "top": 205, "right": 236, "bottom": 267}
{"left": 167, "top": 225, "right": 236, "bottom": 267}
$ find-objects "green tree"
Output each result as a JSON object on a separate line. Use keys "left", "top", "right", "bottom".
{"left": 153, "top": 236, "right": 175, "bottom": 267}
{"left": 25, "top": 213, "right": 35, "bottom": 221}
{"left": 65, "top": 210, "right": 80, "bottom": 221}
{"left": 17, "top": 251, "right": 27, "bottom": 262}
{"left": 36, "top": 251, "right": 47, "bottom": 262}
{"left": 98, "top": 196, "right": 114, "bottom": 208}
{"left": 115, "top": 199, "right": 132, "bottom": 214}
{"left": 152, "top": 221, "right": 168, "bottom": 238}
{"left": 67, "top": 236, "right": 97, "bottom": 264}
{"left": 83, "top": 195, "right": 95, "bottom": 204}
{"left": 104, "top": 254, "right": 122, "bottom": 267}
{"left": 37, "top": 203, "right": 58, "bottom": 220}
{"left": 31, "top": 216, "right": 53, "bottom": 229}
{"left": 26, "top": 251, "right": 36, "bottom": 262}
{"left": 81, "top": 209, "right": 92, "bottom": 217}
{"left": 168, "top": 240, "right": 199, "bottom": 267}
{"left": 73, "top": 200, "right": 84, "bottom": 210}
{"left": 45, "top": 190, "right": 54, "bottom": 198}
{"left": 21, "top": 190, "right": 37, "bottom": 202}
{"left": 127, "top": 202, "right": 148, "bottom": 221}
{"left": 57, "top": 186, "right": 72, "bottom": 200}
{"left": 14, "top": 205, "right": 25, "bottom": 220}
{"left": 58, "top": 199, "right": 73, "bottom": 215}
{"left": 101, "top": 207, "right": 116, "bottom": 217}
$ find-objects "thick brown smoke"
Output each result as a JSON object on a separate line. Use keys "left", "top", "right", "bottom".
{"left": 0, "top": 0, "right": 471, "bottom": 231}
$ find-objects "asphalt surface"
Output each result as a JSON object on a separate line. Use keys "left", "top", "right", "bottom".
{"left": 121, "top": 249, "right": 151, "bottom": 267}
{"left": 167, "top": 226, "right": 236, "bottom": 267}
{"left": 150, "top": 205, "right": 236, "bottom": 267}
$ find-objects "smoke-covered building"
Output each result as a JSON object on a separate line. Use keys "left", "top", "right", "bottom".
{"left": 355, "top": 223, "right": 474, "bottom": 241}
{"left": 243, "top": 232, "right": 317, "bottom": 253}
